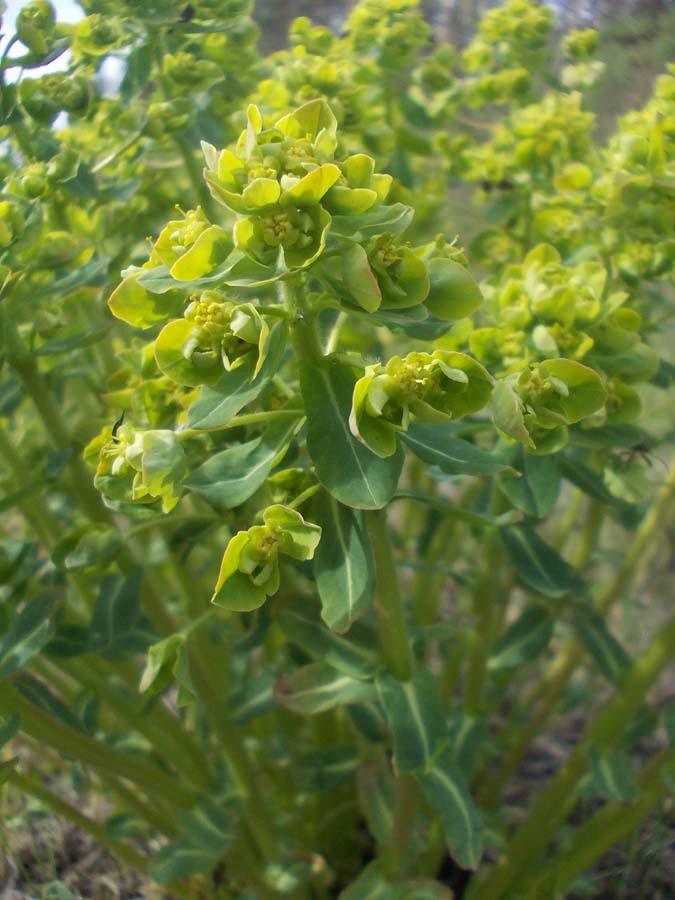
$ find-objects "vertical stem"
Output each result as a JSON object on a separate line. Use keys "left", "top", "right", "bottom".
{"left": 187, "top": 636, "right": 280, "bottom": 862}
{"left": 543, "top": 747, "right": 674, "bottom": 895}
{"left": 367, "top": 508, "right": 414, "bottom": 682}
{"left": 470, "top": 609, "right": 675, "bottom": 900}
{"left": 482, "top": 457, "right": 675, "bottom": 804}
{"left": 0, "top": 681, "right": 196, "bottom": 808}
{"left": 9, "top": 769, "right": 149, "bottom": 872}
{"left": 465, "top": 491, "right": 506, "bottom": 714}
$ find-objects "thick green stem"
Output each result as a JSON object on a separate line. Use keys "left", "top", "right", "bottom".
{"left": 542, "top": 747, "right": 674, "bottom": 895}
{"left": 5, "top": 321, "right": 110, "bottom": 526}
{"left": 367, "top": 508, "right": 414, "bottom": 682}
{"left": 174, "top": 132, "right": 218, "bottom": 220}
{"left": 482, "top": 459, "right": 675, "bottom": 804}
{"left": 9, "top": 768, "right": 149, "bottom": 871}
{"left": 469, "top": 609, "right": 675, "bottom": 900}
{"left": 0, "top": 420, "right": 60, "bottom": 546}
{"left": 380, "top": 775, "right": 419, "bottom": 880}
{"left": 465, "top": 533, "right": 504, "bottom": 714}
{"left": 188, "top": 635, "right": 280, "bottom": 862}
{"left": 0, "top": 681, "right": 195, "bottom": 809}
{"left": 66, "top": 657, "right": 212, "bottom": 792}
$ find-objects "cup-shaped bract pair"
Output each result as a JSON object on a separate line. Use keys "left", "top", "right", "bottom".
{"left": 154, "top": 293, "right": 269, "bottom": 387}
{"left": 212, "top": 505, "right": 322, "bottom": 611}
{"left": 350, "top": 350, "right": 493, "bottom": 457}
{"left": 201, "top": 100, "right": 392, "bottom": 273}
{"left": 85, "top": 423, "right": 186, "bottom": 513}
{"left": 492, "top": 358, "right": 606, "bottom": 454}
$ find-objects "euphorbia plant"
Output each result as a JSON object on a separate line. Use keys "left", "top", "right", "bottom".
{"left": 1, "top": 2, "right": 675, "bottom": 899}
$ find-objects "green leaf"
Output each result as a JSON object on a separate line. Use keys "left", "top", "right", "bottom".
{"left": 297, "top": 745, "right": 360, "bottom": 790}
{"left": 498, "top": 447, "right": 561, "bottom": 518}
{"left": 229, "top": 671, "right": 276, "bottom": 725}
{"left": 0, "top": 712, "right": 20, "bottom": 748}
{"left": 424, "top": 258, "right": 483, "bottom": 321}
{"left": 401, "top": 421, "right": 515, "bottom": 476}
{"left": 154, "top": 318, "right": 223, "bottom": 387}
{"left": 276, "top": 597, "right": 378, "bottom": 680}
{"left": 446, "top": 714, "right": 487, "bottom": 780}
{"left": 501, "top": 525, "right": 587, "bottom": 599}
{"left": 139, "top": 633, "right": 185, "bottom": 696}
{"left": 182, "top": 322, "right": 287, "bottom": 431}
{"left": 300, "top": 359, "right": 403, "bottom": 509}
{"left": 108, "top": 273, "right": 185, "bottom": 329}
{"left": 357, "top": 763, "right": 396, "bottom": 844}
{"left": 186, "top": 417, "right": 300, "bottom": 508}
{"left": 589, "top": 746, "right": 637, "bottom": 802}
{"left": 89, "top": 570, "right": 152, "bottom": 660}
{"left": 557, "top": 453, "right": 632, "bottom": 508}
{"left": 274, "top": 662, "right": 376, "bottom": 715}
{"left": 211, "top": 533, "right": 268, "bottom": 612}
{"left": 488, "top": 606, "right": 554, "bottom": 672}
{"left": 340, "top": 862, "right": 405, "bottom": 900}
{"left": 415, "top": 747, "right": 483, "bottom": 871}
{"left": 376, "top": 667, "right": 448, "bottom": 774}
{"left": 169, "top": 225, "right": 231, "bottom": 281}
{"left": 491, "top": 380, "right": 535, "bottom": 449}
{"left": 0, "top": 592, "right": 58, "bottom": 681}
{"left": 343, "top": 242, "right": 382, "bottom": 312}
{"left": 573, "top": 610, "right": 630, "bottom": 684}
{"left": 152, "top": 842, "right": 221, "bottom": 884}
{"left": 35, "top": 323, "right": 112, "bottom": 356}
{"left": 313, "top": 493, "right": 375, "bottom": 632}
{"left": 330, "top": 202, "right": 414, "bottom": 239}
{"left": 0, "top": 757, "right": 18, "bottom": 787}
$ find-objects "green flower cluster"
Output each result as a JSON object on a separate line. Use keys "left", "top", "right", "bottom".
{"left": 592, "top": 66, "right": 675, "bottom": 285}
{"left": 467, "top": 243, "right": 658, "bottom": 450}
{"left": 456, "top": 0, "right": 553, "bottom": 108}
{"left": 351, "top": 350, "right": 493, "bottom": 457}
{"left": 212, "top": 505, "right": 321, "bottom": 611}
{"left": 85, "top": 422, "right": 186, "bottom": 514}
{"left": 200, "top": 100, "right": 391, "bottom": 272}
{"left": 346, "top": 0, "right": 430, "bottom": 70}
{"left": 457, "top": 92, "right": 595, "bottom": 185}
{"left": 154, "top": 293, "right": 270, "bottom": 387}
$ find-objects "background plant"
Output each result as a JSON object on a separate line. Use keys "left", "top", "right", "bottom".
{"left": 0, "top": 1, "right": 674, "bottom": 898}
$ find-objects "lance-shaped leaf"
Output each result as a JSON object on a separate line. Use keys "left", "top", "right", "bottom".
{"left": 589, "top": 746, "right": 637, "bottom": 802}
{"left": 186, "top": 417, "right": 300, "bottom": 509}
{"left": 357, "top": 763, "right": 396, "bottom": 844}
{"left": 492, "top": 380, "right": 535, "bottom": 449}
{"left": 501, "top": 525, "right": 587, "bottom": 599}
{"left": 0, "top": 592, "right": 59, "bottom": 681}
{"left": 573, "top": 610, "right": 631, "bottom": 684}
{"left": 229, "top": 671, "right": 276, "bottom": 725}
{"left": 140, "top": 633, "right": 195, "bottom": 705}
{"left": 415, "top": 747, "right": 483, "bottom": 871}
{"left": 0, "top": 713, "right": 20, "bottom": 749}
{"left": 313, "top": 492, "right": 376, "bottom": 632}
{"left": 297, "top": 745, "right": 360, "bottom": 791}
{"left": 182, "top": 322, "right": 287, "bottom": 431}
{"left": 300, "top": 359, "right": 403, "bottom": 510}
{"left": 488, "top": 606, "right": 554, "bottom": 672}
{"left": 376, "top": 667, "right": 448, "bottom": 774}
{"left": 89, "top": 569, "right": 151, "bottom": 660}
{"left": 275, "top": 662, "right": 376, "bottom": 715}
{"left": 556, "top": 453, "right": 632, "bottom": 508}
{"left": 276, "top": 597, "right": 378, "bottom": 680}
{"left": 401, "top": 421, "right": 515, "bottom": 476}
{"left": 497, "top": 447, "right": 561, "bottom": 519}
